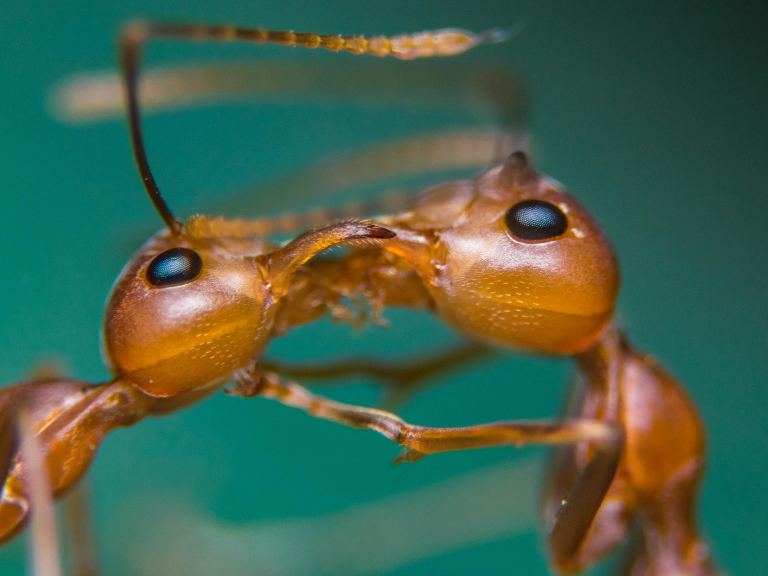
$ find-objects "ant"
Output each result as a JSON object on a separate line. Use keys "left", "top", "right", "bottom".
{"left": 0, "top": 21, "right": 506, "bottom": 548}
{"left": 262, "top": 152, "right": 723, "bottom": 575}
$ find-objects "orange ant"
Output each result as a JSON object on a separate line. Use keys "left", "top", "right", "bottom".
{"left": 260, "top": 152, "right": 723, "bottom": 575}
{"left": 0, "top": 21, "right": 506, "bottom": 547}
{"left": 0, "top": 20, "right": 722, "bottom": 576}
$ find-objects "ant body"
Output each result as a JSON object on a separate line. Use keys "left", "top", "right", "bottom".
{"left": 280, "top": 152, "right": 722, "bottom": 575}
{"left": 0, "top": 20, "right": 722, "bottom": 576}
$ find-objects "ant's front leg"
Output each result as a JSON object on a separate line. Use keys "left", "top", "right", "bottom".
{"left": 232, "top": 365, "right": 413, "bottom": 437}
{"left": 239, "top": 367, "right": 622, "bottom": 570}
{"left": 0, "top": 379, "right": 153, "bottom": 544}
{"left": 238, "top": 366, "right": 620, "bottom": 459}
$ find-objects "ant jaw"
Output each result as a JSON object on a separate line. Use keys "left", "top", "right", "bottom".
{"left": 263, "top": 220, "right": 396, "bottom": 299}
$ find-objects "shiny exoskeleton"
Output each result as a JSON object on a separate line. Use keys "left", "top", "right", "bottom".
{"left": 0, "top": 18, "right": 720, "bottom": 576}
{"left": 281, "top": 151, "right": 720, "bottom": 575}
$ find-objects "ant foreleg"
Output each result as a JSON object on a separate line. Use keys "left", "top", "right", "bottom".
{"left": 18, "top": 408, "right": 62, "bottom": 576}
{"left": 205, "top": 130, "right": 528, "bottom": 226}
{"left": 241, "top": 367, "right": 620, "bottom": 471}
{"left": 239, "top": 367, "right": 619, "bottom": 459}
{"left": 238, "top": 367, "right": 622, "bottom": 570}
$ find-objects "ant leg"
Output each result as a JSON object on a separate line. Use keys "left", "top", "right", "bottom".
{"left": 179, "top": 128, "right": 526, "bottom": 245}
{"left": 18, "top": 409, "right": 63, "bottom": 576}
{"left": 238, "top": 367, "right": 621, "bottom": 465}
{"left": 55, "top": 56, "right": 527, "bottom": 128}
{"left": 61, "top": 481, "right": 101, "bottom": 576}
{"left": 632, "top": 458, "right": 720, "bottom": 576}
{"left": 237, "top": 368, "right": 622, "bottom": 567}
{"left": 0, "top": 379, "right": 153, "bottom": 545}
{"left": 547, "top": 452, "right": 628, "bottom": 572}
{"left": 543, "top": 433, "right": 636, "bottom": 573}
{"left": 0, "top": 418, "right": 18, "bottom": 504}
{"left": 262, "top": 342, "right": 492, "bottom": 409}
{"left": 542, "top": 384, "right": 635, "bottom": 573}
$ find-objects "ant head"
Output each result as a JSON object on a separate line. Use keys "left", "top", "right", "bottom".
{"left": 102, "top": 227, "right": 273, "bottom": 398}
{"left": 394, "top": 151, "right": 620, "bottom": 355}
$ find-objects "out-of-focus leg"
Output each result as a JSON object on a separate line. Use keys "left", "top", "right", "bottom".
{"left": 262, "top": 342, "right": 491, "bottom": 409}
{"left": 61, "top": 480, "right": 101, "bottom": 576}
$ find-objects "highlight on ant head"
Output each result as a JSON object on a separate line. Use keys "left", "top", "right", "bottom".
{"left": 388, "top": 151, "right": 620, "bottom": 355}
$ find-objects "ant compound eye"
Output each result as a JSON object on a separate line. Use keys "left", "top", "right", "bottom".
{"left": 505, "top": 200, "right": 568, "bottom": 241}
{"left": 146, "top": 247, "right": 203, "bottom": 287}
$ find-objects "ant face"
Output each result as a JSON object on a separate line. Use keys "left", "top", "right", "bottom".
{"left": 392, "top": 153, "right": 620, "bottom": 355}
{"left": 102, "top": 230, "right": 273, "bottom": 397}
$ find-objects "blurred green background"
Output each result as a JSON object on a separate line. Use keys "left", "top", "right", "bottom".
{"left": 1, "top": 1, "right": 766, "bottom": 575}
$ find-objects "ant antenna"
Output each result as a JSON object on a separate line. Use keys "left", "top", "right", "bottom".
{"left": 120, "top": 23, "right": 182, "bottom": 234}
{"left": 117, "top": 18, "right": 509, "bottom": 235}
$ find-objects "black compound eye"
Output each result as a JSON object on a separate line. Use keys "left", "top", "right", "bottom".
{"left": 146, "top": 247, "right": 203, "bottom": 287}
{"left": 505, "top": 199, "right": 568, "bottom": 241}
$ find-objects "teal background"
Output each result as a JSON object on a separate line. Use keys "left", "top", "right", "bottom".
{"left": 1, "top": 1, "right": 766, "bottom": 575}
